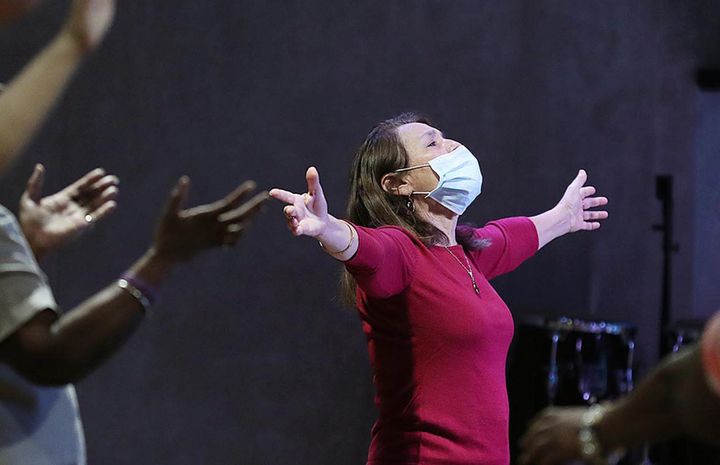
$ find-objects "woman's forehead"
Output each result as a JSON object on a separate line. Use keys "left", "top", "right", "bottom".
{"left": 397, "top": 122, "right": 440, "bottom": 147}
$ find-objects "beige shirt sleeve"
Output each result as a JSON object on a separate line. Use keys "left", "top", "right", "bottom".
{"left": 0, "top": 205, "right": 57, "bottom": 343}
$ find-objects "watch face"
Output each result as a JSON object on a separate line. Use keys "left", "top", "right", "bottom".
{"left": 0, "top": 0, "right": 42, "bottom": 22}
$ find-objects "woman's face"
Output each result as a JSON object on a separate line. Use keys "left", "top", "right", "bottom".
{"left": 395, "top": 122, "right": 460, "bottom": 194}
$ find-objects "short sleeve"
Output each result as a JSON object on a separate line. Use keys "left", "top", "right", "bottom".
{"left": 0, "top": 206, "right": 57, "bottom": 343}
{"left": 468, "top": 217, "right": 539, "bottom": 280}
{"left": 701, "top": 312, "right": 720, "bottom": 397}
{"left": 344, "top": 225, "right": 419, "bottom": 299}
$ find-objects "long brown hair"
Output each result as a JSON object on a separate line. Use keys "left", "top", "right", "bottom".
{"left": 340, "top": 112, "right": 488, "bottom": 305}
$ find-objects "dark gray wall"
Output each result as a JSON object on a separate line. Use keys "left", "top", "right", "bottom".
{"left": 694, "top": 93, "right": 720, "bottom": 321}
{"left": 1, "top": 1, "right": 719, "bottom": 464}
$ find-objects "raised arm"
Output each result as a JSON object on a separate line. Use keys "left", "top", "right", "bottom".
{"left": 529, "top": 169, "right": 609, "bottom": 250}
{"left": 270, "top": 166, "right": 359, "bottom": 261}
{"left": 270, "top": 167, "right": 418, "bottom": 298}
{"left": 0, "top": 177, "right": 268, "bottom": 385}
{"left": 0, "top": 0, "right": 117, "bottom": 173}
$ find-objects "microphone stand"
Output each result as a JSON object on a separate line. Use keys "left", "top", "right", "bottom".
{"left": 647, "top": 175, "right": 679, "bottom": 465}
{"left": 652, "top": 175, "right": 679, "bottom": 358}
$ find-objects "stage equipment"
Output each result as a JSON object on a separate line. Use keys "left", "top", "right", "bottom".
{"left": 653, "top": 175, "right": 679, "bottom": 358}
{"left": 508, "top": 316, "right": 637, "bottom": 464}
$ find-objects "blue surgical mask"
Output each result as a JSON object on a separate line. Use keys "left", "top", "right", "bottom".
{"left": 394, "top": 145, "right": 483, "bottom": 215}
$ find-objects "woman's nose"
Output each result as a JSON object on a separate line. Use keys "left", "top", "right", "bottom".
{"left": 444, "top": 139, "right": 460, "bottom": 153}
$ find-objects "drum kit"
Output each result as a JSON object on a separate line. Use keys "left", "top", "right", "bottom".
{"left": 542, "top": 317, "right": 636, "bottom": 406}
{"left": 508, "top": 316, "right": 718, "bottom": 465}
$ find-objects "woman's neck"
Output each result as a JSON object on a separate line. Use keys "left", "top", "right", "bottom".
{"left": 416, "top": 201, "right": 459, "bottom": 246}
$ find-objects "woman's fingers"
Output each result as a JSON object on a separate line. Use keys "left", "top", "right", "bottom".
{"left": 269, "top": 188, "right": 300, "bottom": 205}
{"left": 568, "top": 169, "right": 588, "bottom": 190}
{"left": 582, "top": 196, "right": 608, "bottom": 209}
{"left": 271, "top": 173, "right": 327, "bottom": 237}
{"left": 306, "top": 166, "right": 323, "bottom": 197}
{"left": 583, "top": 210, "right": 609, "bottom": 221}
{"left": 305, "top": 166, "right": 329, "bottom": 215}
{"left": 579, "top": 185, "right": 596, "bottom": 198}
{"left": 283, "top": 205, "right": 296, "bottom": 219}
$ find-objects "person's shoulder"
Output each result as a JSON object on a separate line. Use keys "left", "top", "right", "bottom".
{"left": 0, "top": 204, "right": 25, "bottom": 244}
{"left": 376, "top": 225, "right": 422, "bottom": 242}
{"left": 356, "top": 224, "right": 425, "bottom": 250}
{"left": 0, "top": 203, "right": 17, "bottom": 226}
{"left": 0, "top": 204, "right": 39, "bottom": 273}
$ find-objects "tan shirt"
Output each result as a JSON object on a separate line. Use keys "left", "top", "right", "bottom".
{"left": 0, "top": 205, "right": 85, "bottom": 465}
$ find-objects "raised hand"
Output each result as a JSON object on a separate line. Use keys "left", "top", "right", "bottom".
{"left": 62, "top": 0, "right": 116, "bottom": 51}
{"left": 269, "top": 167, "right": 330, "bottom": 237}
{"left": 153, "top": 177, "right": 269, "bottom": 262}
{"left": 19, "top": 164, "right": 118, "bottom": 260}
{"left": 558, "top": 169, "right": 609, "bottom": 232}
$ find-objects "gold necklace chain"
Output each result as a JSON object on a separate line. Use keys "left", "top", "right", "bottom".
{"left": 442, "top": 245, "right": 481, "bottom": 295}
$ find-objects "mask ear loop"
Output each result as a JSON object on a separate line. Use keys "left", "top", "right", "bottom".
{"left": 385, "top": 165, "right": 432, "bottom": 215}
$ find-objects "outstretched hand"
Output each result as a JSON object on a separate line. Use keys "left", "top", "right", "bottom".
{"left": 558, "top": 169, "right": 609, "bottom": 232}
{"left": 153, "top": 177, "right": 269, "bottom": 262}
{"left": 62, "top": 0, "right": 116, "bottom": 51}
{"left": 19, "top": 164, "right": 118, "bottom": 260}
{"left": 269, "top": 167, "right": 330, "bottom": 238}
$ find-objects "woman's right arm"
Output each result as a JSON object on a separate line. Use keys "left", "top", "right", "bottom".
{"left": 270, "top": 167, "right": 415, "bottom": 297}
{"left": 270, "top": 167, "right": 358, "bottom": 261}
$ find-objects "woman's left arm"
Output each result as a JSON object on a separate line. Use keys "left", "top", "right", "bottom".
{"left": 529, "top": 170, "right": 608, "bottom": 250}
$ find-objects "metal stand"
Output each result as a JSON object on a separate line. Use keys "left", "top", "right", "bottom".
{"left": 652, "top": 175, "right": 679, "bottom": 358}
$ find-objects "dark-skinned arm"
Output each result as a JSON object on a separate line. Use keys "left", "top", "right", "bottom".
{"left": 0, "top": 177, "right": 268, "bottom": 386}
{"left": 597, "top": 346, "right": 720, "bottom": 449}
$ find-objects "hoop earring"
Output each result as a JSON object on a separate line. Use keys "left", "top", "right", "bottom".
{"left": 406, "top": 195, "right": 415, "bottom": 213}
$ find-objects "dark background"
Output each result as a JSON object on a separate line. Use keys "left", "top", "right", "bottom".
{"left": 1, "top": 1, "right": 720, "bottom": 463}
